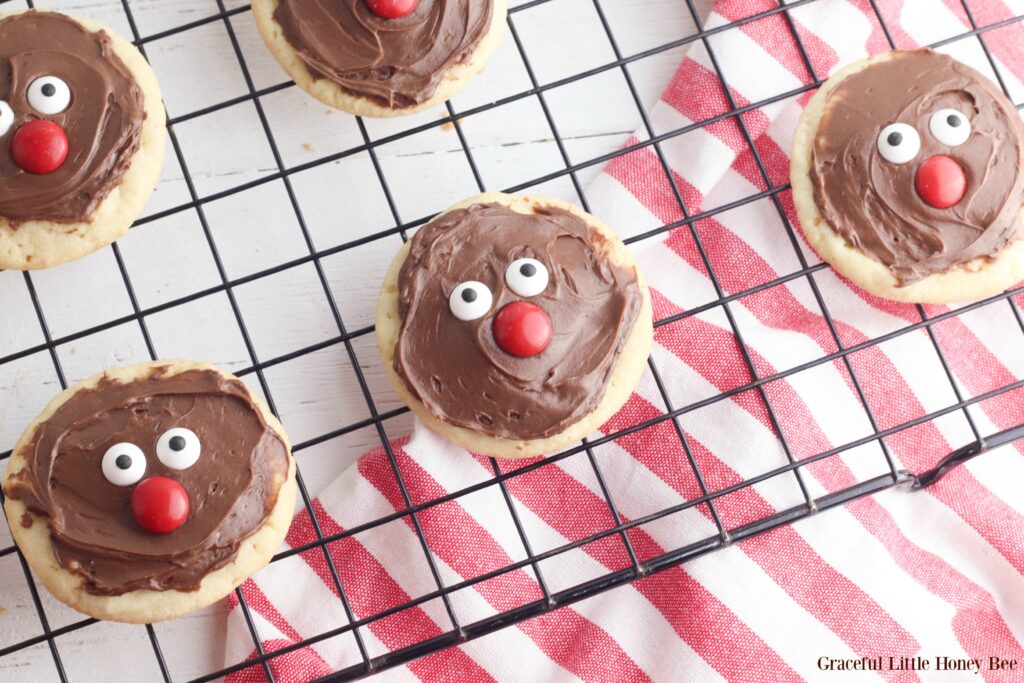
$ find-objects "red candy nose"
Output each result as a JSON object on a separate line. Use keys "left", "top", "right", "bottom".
{"left": 915, "top": 155, "right": 966, "bottom": 209}
{"left": 130, "top": 477, "right": 190, "bottom": 534}
{"left": 10, "top": 120, "right": 69, "bottom": 175}
{"left": 493, "top": 301, "right": 553, "bottom": 357}
{"left": 366, "top": 0, "right": 418, "bottom": 19}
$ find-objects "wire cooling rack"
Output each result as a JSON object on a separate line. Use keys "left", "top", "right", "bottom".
{"left": 0, "top": 0, "right": 1023, "bottom": 680}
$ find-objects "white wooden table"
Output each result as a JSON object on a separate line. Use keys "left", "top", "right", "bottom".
{"left": 0, "top": 0, "right": 709, "bottom": 679}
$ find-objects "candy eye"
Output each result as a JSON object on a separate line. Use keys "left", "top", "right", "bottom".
{"left": 101, "top": 443, "right": 147, "bottom": 487}
{"left": 505, "top": 258, "right": 549, "bottom": 298}
{"left": 27, "top": 76, "right": 71, "bottom": 115}
{"left": 0, "top": 102, "right": 13, "bottom": 137}
{"left": 156, "top": 428, "right": 201, "bottom": 470}
{"left": 929, "top": 109, "right": 971, "bottom": 147}
{"left": 876, "top": 123, "right": 920, "bottom": 164}
{"left": 449, "top": 281, "right": 493, "bottom": 321}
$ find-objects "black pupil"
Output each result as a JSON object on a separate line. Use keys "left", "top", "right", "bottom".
{"left": 947, "top": 114, "right": 961, "bottom": 127}
{"left": 519, "top": 263, "right": 537, "bottom": 277}
{"left": 41, "top": 83, "right": 56, "bottom": 97}
{"left": 461, "top": 288, "right": 478, "bottom": 303}
{"left": 169, "top": 435, "right": 186, "bottom": 451}
{"left": 115, "top": 454, "right": 132, "bottom": 470}
{"left": 887, "top": 131, "right": 903, "bottom": 147}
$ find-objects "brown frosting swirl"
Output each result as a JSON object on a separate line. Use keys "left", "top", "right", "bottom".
{"left": 394, "top": 202, "right": 643, "bottom": 440}
{"left": 810, "top": 49, "right": 1024, "bottom": 285}
{"left": 3, "top": 367, "right": 289, "bottom": 596}
{"left": 0, "top": 11, "right": 145, "bottom": 225}
{"left": 273, "top": 0, "right": 494, "bottom": 108}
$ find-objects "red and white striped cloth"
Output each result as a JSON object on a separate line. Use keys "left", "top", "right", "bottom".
{"left": 225, "top": 0, "right": 1024, "bottom": 680}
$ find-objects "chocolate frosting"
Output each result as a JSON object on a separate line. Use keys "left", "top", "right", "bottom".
{"left": 3, "top": 367, "right": 289, "bottom": 596}
{"left": 273, "top": 0, "right": 494, "bottom": 108}
{"left": 0, "top": 11, "right": 145, "bottom": 224}
{"left": 394, "top": 203, "right": 642, "bottom": 440}
{"left": 810, "top": 49, "right": 1024, "bottom": 285}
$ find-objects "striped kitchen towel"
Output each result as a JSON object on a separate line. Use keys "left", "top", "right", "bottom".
{"left": 225, "top": 0, "right": 1024, "bottom": 680}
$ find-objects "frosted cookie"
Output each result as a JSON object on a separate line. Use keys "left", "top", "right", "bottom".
{"left": 253, "top": 0, "right": 506, "bottom": 118}
{"left": 2, "top": 361, "right": 296, "bottom": 624}
{"left": 0, "top": 10, "right": 166, "bottom": 271}
{"left": 376, "top": 193, "right": 654, "bottom": 459}
{"left": 791, "top": 49, "right": 1024, "bottom": 303}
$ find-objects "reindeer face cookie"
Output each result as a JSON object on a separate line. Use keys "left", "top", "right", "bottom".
{"left": 791, "top": 49, "right": 1024, "bottom": 303}
{"left": 252, "top": 0, "right": 507, "bottom": 117}
{"left": 377, "top": 193, "right": 654, "bottom": 459}
{"left": 0, "top": 10, "right": 165, "bottom": 270}
{"left": 2, "top": 362, "right": 296, "bottom": 623}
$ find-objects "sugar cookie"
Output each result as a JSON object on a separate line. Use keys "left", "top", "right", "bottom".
{"left": 0, "top": 10, "right": 166, "bottom": 270}
{"left": 377, "top": 193, "right": 654, "bottom": 459}
{"left": 791, "top": 49, "right": 1024, "bottom": 303}
{"left": 253, "top": 0, "right": 506, "bottom": 117}
{"left": 2, "top": 361, "right": 296, "bottom": 624}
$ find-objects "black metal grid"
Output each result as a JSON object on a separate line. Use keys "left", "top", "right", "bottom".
{"left": 0, "top": 0, "right": 1022, "bottom": 680}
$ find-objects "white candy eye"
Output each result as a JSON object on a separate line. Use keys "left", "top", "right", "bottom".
{"left": 101, "top": 443, "right": 147, "bottom": 487}
{"left": 505, "top": 258, "right": 549, "bottom": 298}
{"left": 27, "top": 76, "right": 71, "bottom": 115}
{"left": 929, "top": 109, "right": 971, "bottom": 147}
{"left": 156, "top": 428, "right": 201, "bottom": 470}
{"left": 0, "top": 101, "right": 13, "bottom": 137}
{"left": 449, "top": 281, "right": 493, "bottom": 321}
{"left": 877, "top": 123, "right": 920, "bottom": 164}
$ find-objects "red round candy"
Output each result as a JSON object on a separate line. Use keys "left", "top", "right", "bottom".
{"left": 493, "top": 301, "right": 553, "bottom": 358}
{"left": 10, "top": 120, "right": 69, "bottom": 175}
{"left": 130, "top": 477, "right": 190, "bottom": 534}
{"left": 366, "top": 0, "right": 418, "bottom": 19}
{"left": 914, "top": 155, "right": 966, "bottom": 209}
